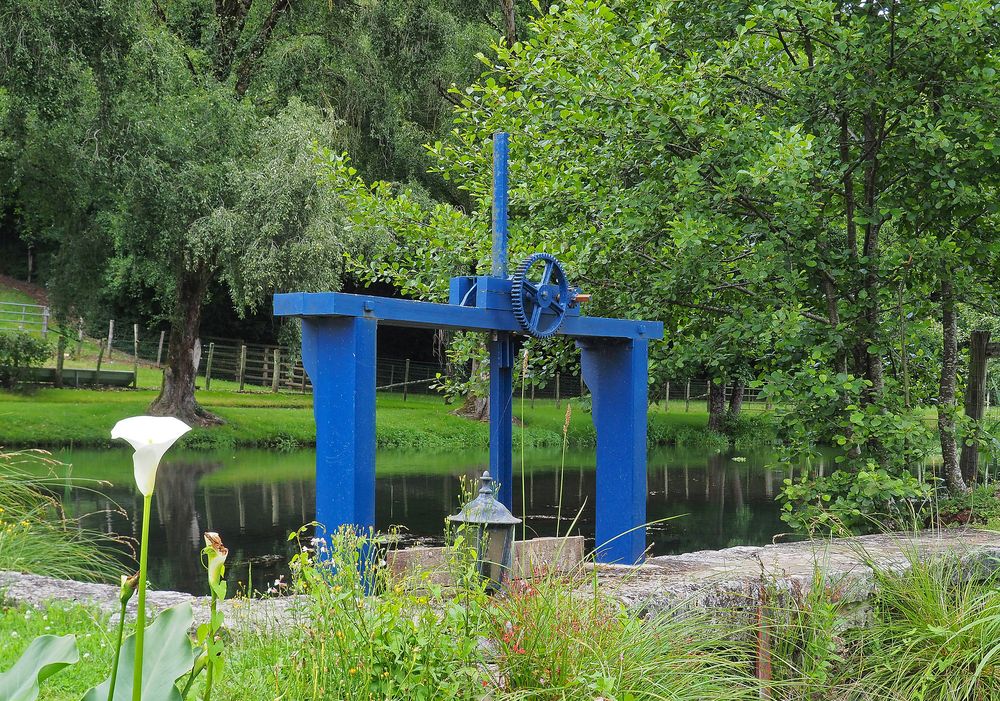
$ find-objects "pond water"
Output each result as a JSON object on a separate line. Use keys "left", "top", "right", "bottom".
{"left": 47, "top": 446, "right": 798, "bottom": 595}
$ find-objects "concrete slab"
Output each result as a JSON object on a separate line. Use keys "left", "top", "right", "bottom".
{"left": 593, "top": 529, "right": 1000, "bottom": 616}
{"left": 3, "top": 530, "right": 997, "bottom": 631}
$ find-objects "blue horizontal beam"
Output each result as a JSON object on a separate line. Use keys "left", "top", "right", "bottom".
{"left": 274, "top": 292, "right": 663, "bottom": 341}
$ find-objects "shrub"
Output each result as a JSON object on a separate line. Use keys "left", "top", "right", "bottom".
{"left": 778, "top": 462, "right": 930, "bottom": 536}
{"left": 0, "top": 331, "right": 51, "bottom": 389}
{"left": 935, "top": 484, "right": 1000, "bottom": 527}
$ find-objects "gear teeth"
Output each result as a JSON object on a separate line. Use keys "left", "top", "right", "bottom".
{"left": 510, "top": 253, "right": 567, "bottom": 339}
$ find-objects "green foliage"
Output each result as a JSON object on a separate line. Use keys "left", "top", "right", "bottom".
{"left": 936, "top": 485, "right": 1000, "bottom": 527}
{"left": 0, "top": 331, "right": 51, "bottom": 389}
{"left": 270, "top": 525, "right": 489, "bottom": 701}
{"left": 766, "top": 570, "right": 846, "bottom": 698}
{"left": 847, "top": 555, "right": 1000, "bottom": 701}
{"left": 490, "top": 574, "right": 758, "bottom": 700}
{"left": 778, "top": 464, "right": 930, "bottom": 536}
{"left": 81, "top": 602, "right": 197, "bottom": 701}
{"left": 0, "top": 634, "right": 78, "bottom": 701}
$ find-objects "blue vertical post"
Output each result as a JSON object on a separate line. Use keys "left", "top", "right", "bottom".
{"left": 489, "top": 334, "right": 514, "bottom": 508}
{"left": 301, "top": 316, "right": 378, "bottom": 533}
{"left": 489, "top": 131, "right": 514, "bottom": 509}
{"left": 579, "top": 338, "right": 650, "bottom": 564}
{"left": 492, "top": 132, "right": 509, "bottom": 278}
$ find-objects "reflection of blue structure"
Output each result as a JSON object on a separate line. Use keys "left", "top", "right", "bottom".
{"left": 274, "top": 133, "right": 663, "bottom": 564}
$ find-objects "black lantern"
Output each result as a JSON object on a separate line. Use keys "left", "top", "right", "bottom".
{"left": 448, "top": 470, "right": 521, "bottom": 592}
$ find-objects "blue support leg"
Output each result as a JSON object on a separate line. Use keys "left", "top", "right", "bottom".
{"left": 579, "top": 338, "right": 649, "bottom": 564}
{"left": 489, "top": 332, "right": 514, "bottom": 508}
{"left": 301, "top": 316, "right": 378, "bottom": 534}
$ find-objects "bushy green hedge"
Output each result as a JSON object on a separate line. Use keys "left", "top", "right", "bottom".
{"left": 0, "top": 331, "right": 51, "bottom": 389}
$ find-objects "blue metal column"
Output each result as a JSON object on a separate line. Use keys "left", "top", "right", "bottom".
{"left": 491, "top": 132, "right": 509, "bottom": 278}
{"left": 488, "top": 131, "right": 515, "bottom": 509}
{"left": 579, "top": 338, "right": 650, "bottom": 564}
{"left": 489, "top": 333, "right": 514, "bottom": 508}
{"left": 301, "top": 316, "right": 378, "bottom": 532}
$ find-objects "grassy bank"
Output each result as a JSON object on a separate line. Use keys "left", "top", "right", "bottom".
{"left": 0, "top": 386, "right": 763, "bottom": 451}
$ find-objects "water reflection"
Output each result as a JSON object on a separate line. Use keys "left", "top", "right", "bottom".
{"left": 47, "top": 447, "right": 789, "bottom": 595}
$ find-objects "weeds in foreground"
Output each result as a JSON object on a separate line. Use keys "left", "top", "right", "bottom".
{"left": 490, "top": 571, "right": 758, "bottom": 701}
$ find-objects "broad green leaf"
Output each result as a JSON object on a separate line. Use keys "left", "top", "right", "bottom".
{"left": 0, "top": 634, "right": 79, "bottom": 701}
{"left": 81, "top": 603, "right": 195, "bottom": 701}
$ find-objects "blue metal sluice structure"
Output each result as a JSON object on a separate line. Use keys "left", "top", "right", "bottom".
{"left": 274, "top": 133, "right": 664, "bottom": 564}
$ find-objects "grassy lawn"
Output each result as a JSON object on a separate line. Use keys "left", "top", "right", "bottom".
{"left": 0, "top": 286, "right": 37, "bottom": 305}
{"left": 0, "top": 382, "right": 728, "bottom": 451}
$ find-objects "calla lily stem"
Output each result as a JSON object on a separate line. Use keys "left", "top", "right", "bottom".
{"left": 107, "top": 598, "right": 128, "bottom": 701}
{"left": 133, "top": 493, "right": 152, "bottom": 701}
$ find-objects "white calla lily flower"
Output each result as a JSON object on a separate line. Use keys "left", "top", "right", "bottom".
{"left": 111, "top": 416, "right": 191, "bottom": 496}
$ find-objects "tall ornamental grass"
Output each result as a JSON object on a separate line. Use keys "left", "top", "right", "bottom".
{"left": 844, "top": 553, "right": 1000, "bottom": 701}
{"left": 0, "top": 449, "right": 120, "bottom": 582}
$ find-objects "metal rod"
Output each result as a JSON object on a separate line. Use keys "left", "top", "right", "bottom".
{"left": 492, "top": 132, "right": 509, "bottom": 278}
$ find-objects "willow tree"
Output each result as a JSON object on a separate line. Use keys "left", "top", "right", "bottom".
{"left": 1, "top": 0, "right": 491, "bottom": 423}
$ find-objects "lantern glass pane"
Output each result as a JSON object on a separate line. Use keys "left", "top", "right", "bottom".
{"left": 484, "top": 523, "right": 513, "bottom": 590}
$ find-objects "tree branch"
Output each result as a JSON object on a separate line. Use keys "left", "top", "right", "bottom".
{"left": 234, "top": 0, "right": 292, "bottom": 97}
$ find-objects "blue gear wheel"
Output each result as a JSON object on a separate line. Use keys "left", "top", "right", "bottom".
{"left": 511, "top": 253, "right": 570, "bottom": 338}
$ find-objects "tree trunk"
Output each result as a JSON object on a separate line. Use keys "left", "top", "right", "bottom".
{"left": 148, "top": 270, "right": 223, "bottom": 426}
{"left": 728, "top": 381, "right": 745, "bottom": 418}
{"left": 500, "top": 0, "right": 516, "bottom": 47}
{"left": 455, "top": 394, "right": 489, "bottom": 421}
{"left": 938, "top": 276, "right": 966, "bottom": 494}
{"left": 707, "top": 379, "right": 726, "bottom": 432}
{"left": 960, "top": 330, "right": 990, "bottom": 484}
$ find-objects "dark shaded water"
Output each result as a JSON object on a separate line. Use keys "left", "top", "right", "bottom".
{"left": 48, "top": 447, "right": 792, "bottom": 595}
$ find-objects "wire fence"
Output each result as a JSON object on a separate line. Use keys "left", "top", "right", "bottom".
{"left": 15, "top": 315, "right": 772, "bottom": 406}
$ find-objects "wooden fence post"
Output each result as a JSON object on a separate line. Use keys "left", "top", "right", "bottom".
{"left": 403, "top": 359, "right": 411, "bottom": 401}
{"left": 205, "top": 342, "right": 216, "bottom": 390}
{"left": 41, "top": 307, "right": 49, "bottom": 339}
{"left": 156, "top": 330, "right": 165, "bottom": 367}
{"left": 555, "top": 373, "right": 561, "bottom": 407}
{"left": 685, "top": 380, "right": 691, "bottom": 413}
{"left": 272, "top": 348, "right": 281, "bottom": 393}
{"left": 55, "top": 333, "right": 66, "bottom": 388}
{"left": 76, "top": 320, "right": 84, "bottom": 358}
{"left": 106, "top": 320, "right": 114, "bottom": 359}
{"left": 132, "top": 324, "right": 139, "bottom": 388}
{"left": 95, "top": 339, "right": 106, "bottom": 379}
{"left": 237, "top": 344, "right": 247, "bottom": 391}
{"left": 665, "top": 381, "right": 670, "bottom": 410}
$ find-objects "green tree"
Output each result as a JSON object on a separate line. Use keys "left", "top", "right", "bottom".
{"left": 0, "top": 0, "right": 502, "bottom": 422}
{"left": 325, "top": 0, "right": 1000, "bottom": 516}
